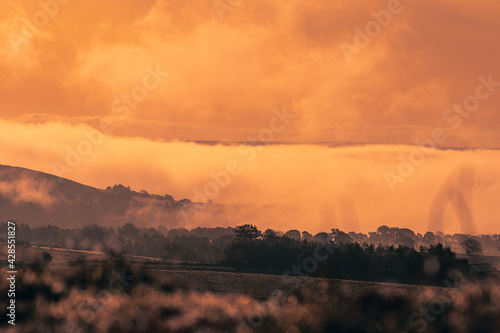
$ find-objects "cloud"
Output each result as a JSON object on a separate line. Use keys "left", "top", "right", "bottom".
{"left": 0, "top": 1, "right": 499, "bottom": 234}
{"left": 0, "top": 0, "right": 498, "bottom": 145}
{"left": 0, "top": 169, "right": 56, "bottom": 207}
{"left": 1, "top": 120, "right": 500, "bottom": 234}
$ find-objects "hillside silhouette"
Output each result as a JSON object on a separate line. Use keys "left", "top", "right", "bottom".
{"left": 0, "top": 164, "right": 196, "bottom": 228}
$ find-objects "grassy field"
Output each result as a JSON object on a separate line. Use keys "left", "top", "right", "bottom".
{"left": 2, "top": 245, "right": 500, "bottom": 332}
{"left": 1, "top": 244, "right": 447, "bottom": 297}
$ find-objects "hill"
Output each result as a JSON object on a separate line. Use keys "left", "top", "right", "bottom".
{"left": 0, "top": 164, "right": 196, "bottom": 228}
{"left": 0, "top": 164, "right": 292, "bottom": 229}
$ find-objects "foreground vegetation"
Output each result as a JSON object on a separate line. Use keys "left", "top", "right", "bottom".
{"left": 1, "top": 253, "right": 500, "bottom": 333}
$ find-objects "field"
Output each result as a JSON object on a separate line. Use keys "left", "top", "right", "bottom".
{"left": 2, "top": 243, "right": 449, "bottom": 298}
{"left": 2, "top": 245, "right": 500, "bottom": 332}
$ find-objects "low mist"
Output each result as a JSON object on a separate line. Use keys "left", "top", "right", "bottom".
{"left": 1, "top": 120, "right": 499, "bottom": 234}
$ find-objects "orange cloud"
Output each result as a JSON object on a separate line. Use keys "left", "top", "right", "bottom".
{"left": 0, "top": 0, "right": 498, "bottom": 145}
{"left": 0, "top": 1, "right": 499, "bottom": 234}
{"left": 0, "top": 120, "right": 499, "bottom": 234}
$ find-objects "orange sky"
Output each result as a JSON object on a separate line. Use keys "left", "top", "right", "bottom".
{"left": 1, "top": 0, "right": 500, "bottom": 234}
{"left": 1, "top": 0, "right": 499, "bottom": 145}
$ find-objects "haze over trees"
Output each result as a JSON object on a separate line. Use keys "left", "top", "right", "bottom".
{"left": 5, "top": 222, "right": 500, "bottom": 261}
{"left": 6, "top": 222, "right": 497, "bottom": 286}
{"left": 461, "top": 237, "right": 483, "bottom": 255}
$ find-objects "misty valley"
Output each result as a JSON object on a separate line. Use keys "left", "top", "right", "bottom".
{"left": 1, "top": 165, "right": 500, "bottom": 332}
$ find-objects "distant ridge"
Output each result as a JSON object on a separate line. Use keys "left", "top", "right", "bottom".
{"left": 0, "top": 164, "right": 289, "bottom": 229}
{"left": 0, "top": 164, "right": 189, "bottom": 228}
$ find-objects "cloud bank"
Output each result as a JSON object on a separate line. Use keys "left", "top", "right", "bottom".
{"left": 1, "top": 120, "right": 499, "bottom": 234}
{"left": 0, "top": 0, "right": 499, "bottom": 145}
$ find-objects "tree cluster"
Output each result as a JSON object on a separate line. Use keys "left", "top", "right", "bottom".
{"left": 224, "top": 225, "right": 458, "bottom": 284}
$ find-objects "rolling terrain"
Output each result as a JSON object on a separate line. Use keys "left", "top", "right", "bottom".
{"left": 0, "top": 164, "right": 294, "bottom": 230}
{"left": 0, "top": 164, "right": 196, "bottom": 228}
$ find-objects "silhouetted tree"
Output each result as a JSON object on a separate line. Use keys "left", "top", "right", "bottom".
{"left": 285, "top": 229, "right": 301, "bottom": 240}
{"left": 118, "top": 223, "right": 139, "bottom": 238}
{"left": 302, "top": 231, "right": 313, "bottom": 241}
{"left": 331, "top": 228, "right": 353, "bottom": 244}
{"left": 167, "top": 228, "right": 190, "bottom": 238}
{"left": 313, "top": 232, "right": 330, "bottom": 244}
{"left": 235, "top": 224, "right": 262, "bottom": 241}
{"left": 82, "top": 224, "right": 105, "bottom": 241}
{"left": 42, "top": 251, "right": 52, "bottom": 263}
{"left": 163, "top": 194, "right": 174, "bottom": 201}
{"left": 423, "top": 231, "right": 436, "bottom": 245}
{"left": 263, "top": 229, "right": 279, "bottom": 240}
{"left": 461, "top": 238, "right": 483, "bottom": 255}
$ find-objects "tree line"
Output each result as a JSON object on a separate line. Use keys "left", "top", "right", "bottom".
{"left": 2, "top": 222, "right": 494, "bottom": 270}
{"left": 224, "top": 224, "right": 459, "bottom": 285}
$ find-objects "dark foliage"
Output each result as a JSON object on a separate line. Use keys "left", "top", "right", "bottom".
{"left": 225, "top": 225, "right": 457, "bottom": 285}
